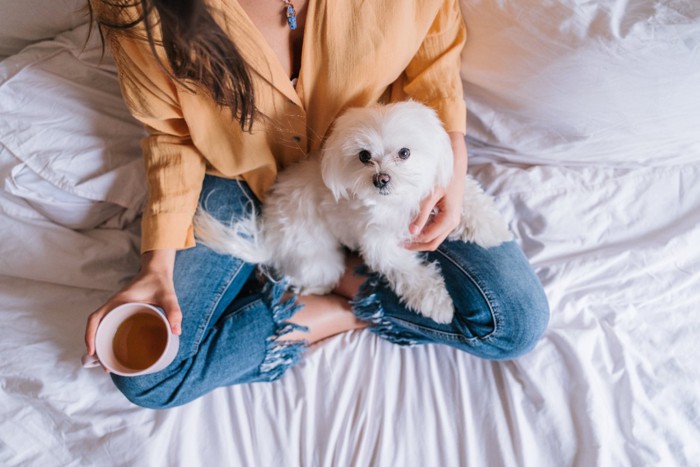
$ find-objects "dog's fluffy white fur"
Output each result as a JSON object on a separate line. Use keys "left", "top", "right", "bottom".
{"left": 194, "top": 101, "right": 512, "bottom": 323}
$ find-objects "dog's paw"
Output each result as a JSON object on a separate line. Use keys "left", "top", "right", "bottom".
{"left": 452, "top": 215, "right": 513, "bottom": 248}
{"left": 424, "top": 304, "right": 455, "bottom": 324}
{"left": 451, "top": 201, "right": 512, "bottom": 249}
{"left": 448, "top": 175, "right": 513, "bottom": 248}
{"left": 278, "top": 249, "right": 345, "bottom": 297}
{"left": 293, "top": 279, "right": 336, "bottom": 296}
{"left": 403, "top": 282, "right": 455, "bottom": 324}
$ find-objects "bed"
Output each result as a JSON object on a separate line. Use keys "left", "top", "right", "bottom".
{"left": 1, "top": 1, "right": 699, "bottom": 465}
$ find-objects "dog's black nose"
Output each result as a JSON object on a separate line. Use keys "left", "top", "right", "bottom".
{"left": 373, "top": 173, "right": 391, "bottom": 189}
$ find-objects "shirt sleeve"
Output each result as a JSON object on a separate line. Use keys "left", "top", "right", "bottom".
{"left": 108, "top": 32, "right": 206, "bottom": 253}
{"left": 397, "top": 0, "right": 468, "bottom": 134}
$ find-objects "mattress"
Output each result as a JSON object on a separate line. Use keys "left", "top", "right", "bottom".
{"left": 1, "top": 2, "right": 700, "bottom": 466}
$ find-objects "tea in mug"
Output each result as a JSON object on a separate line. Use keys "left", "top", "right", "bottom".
{"left": 112, "top": 312, "right": 168, "bottom": 371}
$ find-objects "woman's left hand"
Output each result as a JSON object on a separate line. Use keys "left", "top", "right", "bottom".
{"left": 406, "top": 132, "right": 468, "bottom": 252}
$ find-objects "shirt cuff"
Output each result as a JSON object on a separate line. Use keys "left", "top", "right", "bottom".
{"left": 140, "top": 212, "right": 196, "bottom": 253}
{"left": 431, "top": 96, "right": 467, "bottom": 135}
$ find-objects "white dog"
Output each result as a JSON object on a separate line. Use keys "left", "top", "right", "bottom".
{"left": 194, "top": 101, "right": 512, "bottom": 323}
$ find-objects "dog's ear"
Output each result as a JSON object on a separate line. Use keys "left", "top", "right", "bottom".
{"left": 415, "top": 103, "right": 454, "bottom": 189}
{"left": 320, "top": 147, "right": 349, "bottom": 201}
{"left": 388, "top": 100, "right": 455, "bottom": 189}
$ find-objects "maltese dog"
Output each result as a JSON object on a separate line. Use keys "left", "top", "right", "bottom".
{"left": 194, "top": 101, "right": 512, "bottom": 323}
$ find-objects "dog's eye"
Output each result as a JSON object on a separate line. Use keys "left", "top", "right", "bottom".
{"left": 398, "top": 148, "right": 411, "bottom": 160}
{"left": 359, "top": 150, "right": 372, "bottom": 163}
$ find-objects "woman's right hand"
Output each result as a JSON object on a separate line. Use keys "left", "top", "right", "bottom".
{"left": 84, "top": 249, "right": 182, "bottom": 357}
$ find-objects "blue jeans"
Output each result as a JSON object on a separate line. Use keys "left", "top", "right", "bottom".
{"left": 112, "top": 175, "right": 549, "bottom": 409}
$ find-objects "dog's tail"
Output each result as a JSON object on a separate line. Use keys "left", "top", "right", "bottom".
{"left": 193, "top": 208, "right": 272, "bottom": 264}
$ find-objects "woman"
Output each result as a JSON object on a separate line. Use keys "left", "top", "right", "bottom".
{"left": 85, "top": 0, "right": 549, "bottom": 409}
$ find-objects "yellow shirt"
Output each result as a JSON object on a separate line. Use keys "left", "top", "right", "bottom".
{"left": 104, "top": 0, "right": 467, "bottom": 252}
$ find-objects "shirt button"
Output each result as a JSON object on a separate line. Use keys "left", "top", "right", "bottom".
{"left": 292, "top": 135, "right": 302, "bottom": 143}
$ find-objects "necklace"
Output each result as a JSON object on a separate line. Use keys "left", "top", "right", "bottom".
{"left": 283, "top": 0, "right": 298, "bottom": 30}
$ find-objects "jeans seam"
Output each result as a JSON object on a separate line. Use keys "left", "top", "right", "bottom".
{"left": 186, "top": 258, "right": 246, "bottom": 359}
{"left": 218, "top": 295, "right": 262, "bottom": 323}
{"left": 389, "top": 316, "right": 484, "bottom": 342}
{"left": 360, "top": 246, "right": 502, "bottom": 344}
{"left": 436, "top": 248, "right": 501, "bottom": 342}
{"left": 184, "top": 177, "right": 258, "bottom": 358}
{"left": 404, "top": 246, "right": 498, "bottom": 343}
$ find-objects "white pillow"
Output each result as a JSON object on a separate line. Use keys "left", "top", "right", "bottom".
{"left": 460, "top": 0, "right": 700, "bottom": 166}
{"left": 0, "top": 0, "right": 88, "bottom": 58}
{"left": 0, "top": 23, "right": 147, "bottom": 230}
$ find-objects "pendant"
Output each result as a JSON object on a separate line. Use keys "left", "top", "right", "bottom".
{"left": 286, "top": 3, "right": 298, "bottom": 30}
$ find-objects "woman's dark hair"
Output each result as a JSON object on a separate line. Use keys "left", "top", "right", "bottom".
{"left": 88, "top": 0, "right": 256, "bottom": 131}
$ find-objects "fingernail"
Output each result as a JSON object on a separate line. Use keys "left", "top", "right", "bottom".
{"left": 409, "top": 225, "right": 419, "bottom": 235}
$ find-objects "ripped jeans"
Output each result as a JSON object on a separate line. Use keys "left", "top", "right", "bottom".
{"left": 112, "top": 175, "right": 550, "bottom": 409}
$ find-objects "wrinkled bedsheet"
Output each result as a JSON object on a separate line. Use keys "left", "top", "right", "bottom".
{"left": 2, "top": 156, "right": 699, "bottom": 466}
{"left": 2, "top": 5, "right": 700, "bottom": 465}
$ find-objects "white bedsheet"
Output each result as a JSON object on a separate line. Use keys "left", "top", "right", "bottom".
{"left": 2, "top": 6, "right": 700, "bottom": 466}
{"left": 2, "top": 155, "right": 699, "bottom": 466}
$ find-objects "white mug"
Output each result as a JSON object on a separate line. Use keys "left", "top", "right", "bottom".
{"left": 81, "top": 302, "right": 179, "bottom": 376}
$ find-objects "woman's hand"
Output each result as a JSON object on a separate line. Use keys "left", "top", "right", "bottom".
{"left": 406, "top": 132, "right": 468, "bottom": 251}
{"left": 84, "top": 249, "right": 182, "bottom": 357}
